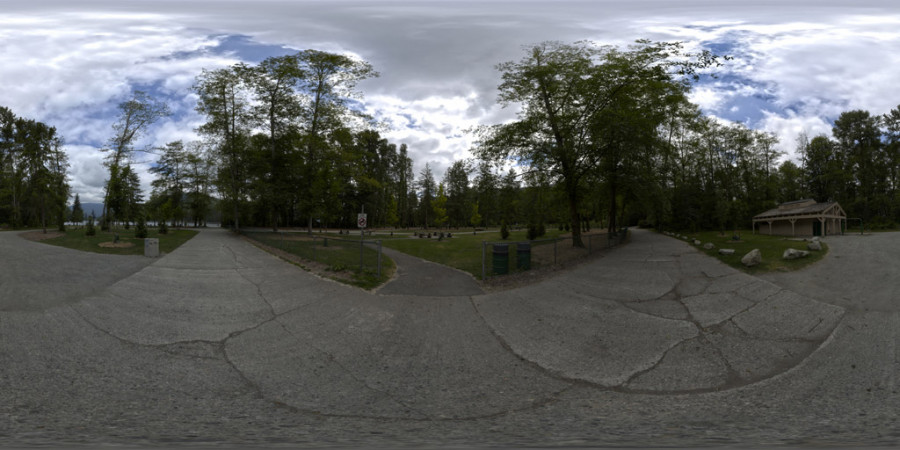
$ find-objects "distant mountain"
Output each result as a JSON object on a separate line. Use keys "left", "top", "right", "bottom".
{"left": 76, "top": 202, "right": 104, "bottom": 219}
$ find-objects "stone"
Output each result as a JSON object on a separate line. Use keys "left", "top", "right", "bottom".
{"left": 703, "top": 242, "right": 715, "bottom": 250}
{"left": 144, "top": 238, "right": 159, "bottom": 257}
{"left": 808, "top": 241, "right": 822, "bottom": 251}
{"left": 741, "top": 249, "right": 762, "bottom": 267}
{"left": 783, "top": 248, "right": 810, "bottom": 260}
{"left": 719, "top": 248, "right": 735, "bottom": 255}
{"left": 693, "top": 239, "right": 702, "bottom": 245}
{"left": 811, "top": 236, "right": 821, "bottom": 242}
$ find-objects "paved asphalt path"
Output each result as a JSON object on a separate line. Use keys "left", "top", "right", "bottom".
{"left": 0, "top": 228, "right": 897, "bottom": 447}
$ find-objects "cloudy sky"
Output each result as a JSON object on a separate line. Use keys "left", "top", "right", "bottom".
{"left": 2, "top": 0, "right": 899, "bottom": 203}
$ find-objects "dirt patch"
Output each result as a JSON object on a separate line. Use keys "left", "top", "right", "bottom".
{"left": 98, "top": 241, "right": 135, "bottom": 248}
{"left": 19, "top": 230, "right": 64, "bottom": 241}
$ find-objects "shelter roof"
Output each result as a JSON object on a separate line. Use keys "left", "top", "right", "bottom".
{"left": 753, "top": 201, "right": 843, "bottom": 220}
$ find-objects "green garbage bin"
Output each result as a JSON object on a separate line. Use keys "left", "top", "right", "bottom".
{"left": 492, "top": 244, "right": 509, "bottom": 275}
{"left": 516, "top": 242, "right": 531, "bottom": 270}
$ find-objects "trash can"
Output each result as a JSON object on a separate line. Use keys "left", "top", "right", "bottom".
{"left": 492, "top": 244, "right": 509, "bottom": 275}
{"left": 144, "top": 238, "right": 159, "bottom": 257}
{"left": 516, "top": 242, "right": 531, "bottom": 270}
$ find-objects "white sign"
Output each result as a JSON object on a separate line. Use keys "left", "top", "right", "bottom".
{"left": 357, "top": 213, "right": 367, "bottom": 229}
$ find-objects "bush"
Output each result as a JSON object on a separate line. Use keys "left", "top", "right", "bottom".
{"left": 85, "top": 216, "right": 96, "bottom": 236}
{"left": 158, "top": 221, "right": 168, "bottom": 235}
{"left": 538, "top": 222, "right": 546, "bottom": 237}
{"left": 564, "top": 222, "right": 570, "bottom": 231}
{"left": 135, "top": 217, "right": 148, "bottom": 239}
{"left": 500, "top": 222, "right": 510, "bottom": 240}
{"left": 526, "top": 223, "right": 538, "bottom": 241}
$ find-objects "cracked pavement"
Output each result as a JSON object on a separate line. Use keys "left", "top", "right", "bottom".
{"left": 1, "top": 227, "right": 898, "bottom": 446}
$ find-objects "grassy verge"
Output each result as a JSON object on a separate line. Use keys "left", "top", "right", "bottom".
{"left": 381, "top": 228, "right": 569, "bottom": 279}
{"left": 241, "top": 231, "right": 396, "bottom": 290}
{"left": 41, "top": 227, "right": 198, "bottom": 255}
{"left": 674, "top": 230, "right": 828, "bottom": 274}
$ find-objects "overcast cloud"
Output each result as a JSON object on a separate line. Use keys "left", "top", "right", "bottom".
{"left": 1, "top": 0, "right": 898, "bottom": 203}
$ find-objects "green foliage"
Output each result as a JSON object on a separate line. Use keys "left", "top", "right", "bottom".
{"left": 44, "top": 228, "right": 197, "bottom": 256}
{"left": 85, "top": 215, "right": 96, "bottom": 236}
{"left": 500, "top": 222, "right": 509, "bottom": 240}
{"left": 134, "top": 215, "right": 148, "bottom": 239}
{"left": 526, "top": 223, "right": 537, "bottom": 241}
{"left": 476, "top": 40, "right": 721, "bottom": 246}
{"left": 158, "top": 221, "right": 168, "bottom": 234}
{"left": 431, "top": 183, "right": 448, "bottom": 229}
{"left": 0, "top": 106, "right": 70, "bottom": 230}
{"left": 683, "top": 230, "right": 828, "bottom": 274}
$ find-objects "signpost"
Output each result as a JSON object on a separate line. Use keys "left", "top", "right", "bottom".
{"left": 358, "top": 209, "right": 367, "bottom": 270}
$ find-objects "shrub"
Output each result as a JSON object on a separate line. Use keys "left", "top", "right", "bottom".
{"left": 158, "top": 221, "right": 168, "bottom": 235}
{"left": 500, "top": 222, "right": 510, "bottom": 240}
{"left": 85, "top": 216, "right": 96, "bottom": 236}
{"left": 538, "top": 222, "right": 546, "bottom": 237}
{"left": 526, "top": 223, "right": 538, "bottom": 241}
{"left": 564, "top": 222, "right": 570, "bottom": 231}
{"left": 135, "top": 216, "right": 148, "bottom": 239}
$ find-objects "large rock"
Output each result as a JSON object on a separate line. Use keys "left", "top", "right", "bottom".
{"left": 719, "top": 248, "right": 735, "bottom": 255}
{"left": 741, "top": 249, "right": 762, "bottom": 267}
{"left": 783, "top": 248, "right": 810, "bottom": 260}
{"left": 808, "top": 241, "right": 822, "bottom": 251}
{"left": 693, "top": 239, "right": 702, "bottom": 245}
{"left": 703, "top": 242, "right": 715, "bottom": 250}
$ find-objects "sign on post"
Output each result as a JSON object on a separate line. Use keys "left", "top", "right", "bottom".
{"left": 357, "top": 213, "right": 367, "bottom": 229}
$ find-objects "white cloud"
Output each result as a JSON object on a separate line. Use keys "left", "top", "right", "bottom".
{"left": 2, "top": 1, "right": 900, "bottom": 202}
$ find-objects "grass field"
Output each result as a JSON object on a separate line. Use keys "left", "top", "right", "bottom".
{"left": 380, "top": 227, "right": 573, "bottom": 279}
{"left": 41, "top": 227, "right": 198, "bottom": 255}
{"left": 241, "top": 231, "right": 396, "bottom": 290}
{"left": 675, "top": 230, "right": 828, "bottom": 273}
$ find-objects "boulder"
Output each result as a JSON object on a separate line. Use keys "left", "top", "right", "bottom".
{"left": 808, "top": 241, "right": 822, "bottom": 251}
{"left": 811, "top": 236, "right": 821, "bottom": 242}
{"left": 703, "top": 242, "right": 715, "bottom": 250}
{"left": 693, "top": 239, "right": 702, "bottom": 245}
{"left": 719, "top": 248, "right": 735, "bottom": 255}
{"left": 741, "top": 249, "right": 762, "bottom": 267}
{"left": 783, "top": 248, "right": 810, "bottom": 260}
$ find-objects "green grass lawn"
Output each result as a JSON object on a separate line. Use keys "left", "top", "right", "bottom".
{"left": 241, "top": 231, "right": 396, "bottom": 290}
{"left": 675, "top": 230, "right": 828, "bottom": 274}
{"left": 42, "top": 227, "right": 198, "bottom": 256}
{"left": 381, "top": 227, "right": 569, "bottom": 279}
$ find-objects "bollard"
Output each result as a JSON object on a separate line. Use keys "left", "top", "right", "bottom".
{"left": 144, "top": 238, "right": 159, "bottom": 257}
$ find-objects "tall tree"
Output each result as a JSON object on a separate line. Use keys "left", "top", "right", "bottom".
{"left": 71, "top": 193, "right": 84, "bottom": 224}
{"left": 443, "top": 159, "right": 471, "bottom": 228}
{"left": 101, "top": 91, "right": 169, "bottom": 230}
{"left": 418, "top": 163, "right": 436, "bottom": 228}
{"left": 195, "top": 67, "right": 251, "bottom": 230}
{"left": 296, "top": 50, "right": 378, "bottom": 231}
{"left": 477, "top": 40, "right": 720, "bottom": 246}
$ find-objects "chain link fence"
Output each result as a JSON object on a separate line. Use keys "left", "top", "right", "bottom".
{"left": 481, "top": 228, "right": 629, "bottom": 279}
{"left": 240, "top": 230, "right": 383, "bottom": 277}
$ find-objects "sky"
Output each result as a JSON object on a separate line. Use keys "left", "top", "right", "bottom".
{"left": 2, "top": 0, "right": 899, "bottom": 204}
